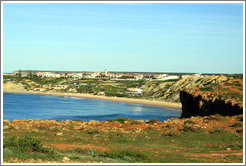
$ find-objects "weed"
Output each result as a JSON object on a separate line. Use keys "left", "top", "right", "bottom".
{"left": 3, "top": 136, "right": 54, "bottom": 154}
{"left": 183, "top": 125, "right": 201, "bottom": 133}
{"left": 74, "top": 148, "right": 91, "bottom": 155}
{"left": 146, "top": 119, "right": 159, "bottom": 124}
{"left": 236, "top": 129, "right": 243, "bottom": 134}
{"left": 205, "top": 114, "right": 225, "bottom": 121}
{"left": 162, "top": 129, "right": 181, "bottom": 137}
{"left": 86, "top": 129, "right": 99, "bottom": 135}
{"left": 230, "top": 122, "right": 243, "bottom": 127}
{"left": 95, "top": 150, "right": 148, "bottom": 162}
{"left": 74, "top": 119, "right": 84, "bottom": 122}
{"left": 237, "top": 115, "right": 243, "bottom": 121}
{"left": 209, "top": 129, "right": 226, "bottom": 134}
{"left": 114, "top": 117, "right": 130, "bottom": 123}
{"left": 184, "top": 120, "right": 197, "bottom": 125}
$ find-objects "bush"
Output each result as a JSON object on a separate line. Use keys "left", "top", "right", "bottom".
{"left": 162, "top": 129, "right": 181, "bottom": 137}
{"left": 3, "top": 136, "right": 53, "bottom": 154}
{"left": 205, "top": 114, "right": 225, "bottom": 121}
{"left": 230, "top": 122, "right": 243, "bottom": 127}
{"left": 86, "top": 129, "right": 100, "bottom": 135}
{"left": 184, "top": 120, "right": 197, "bottom": 125}
{"left": 183, "top": 125, "right": 201, "bottom": 133}
{"left": 146, "top": 119, "right": 159, "bottom": 124}
{"left": 74, "top": 119, "right": 84, "bottom": 122}
{"left": 209, "top": 129, "right": 226, "bottom": 134}
{"left": 237, "top": 115, "right": 243, "bottom": 121}
{"left": 114, "top": 117, "right": 130, "bottom": 123}
{"left": 95, "top": 151, "right": 148, "bottom": 162}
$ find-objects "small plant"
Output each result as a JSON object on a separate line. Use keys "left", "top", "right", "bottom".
{"left": 205, "top": 114, "right": 225, "bottom": 121}
{"left": 230, "top": 122, "right": 243, "bottom": 127}
{"left": 75, "top": 148, "right": 91, "bottom": 155}
{"left": 209, "top": 129, "right": 226, "bottom": 134}
{"left": 95, "top": 150, "right": 148, "bottom": 162}
{"left": 86, "top": 129, "right": 99, "bottom": 135}
{"left": 162, "top": 129, "right": 181, "bottom": 137}
{"left": 3, "top": 136, "right": 53, "bottom": 154}
{"left": 183, "top": 125, "right": 201, "bottom": 133}
{"left": 236, "top": 129, "right": 243, "bottom": 134}
{"left": 184, "top": 120, "right": 197, "bottom": 125}
{"left": 146, "top": 119, "right": 159, "bottom": 124}
{"left": 74, "top": 119, "right": 84, "bottom": 122}
{"left": 237, "top": 115, "right": 243, "bottom": 121}
{"left": 114, "top": 117, "right": 130, "bottom": 123}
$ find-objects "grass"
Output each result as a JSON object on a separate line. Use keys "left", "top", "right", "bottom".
{"left": 3, "top": 115, "right": 243, "bottom": 163}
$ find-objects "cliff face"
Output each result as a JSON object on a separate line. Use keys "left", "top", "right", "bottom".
{"left": 141, "top": 75, "right": 229, "bottom": 103}
{"left": 3, "top": 82, "right": 27, "bottom": 93}
{"left": 180, "top": 75, "right": 243, "bottom": 118}
{"left": 180, "top": 90, "right": 243, "bottom": 118}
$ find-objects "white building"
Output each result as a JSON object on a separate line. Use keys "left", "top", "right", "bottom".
{"left": 124, "top": 88, "right": 143, "bottom": 95}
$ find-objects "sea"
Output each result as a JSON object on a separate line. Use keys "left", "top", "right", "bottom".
{"left": 3, "top": 93, "right": 181, "bottom": 122}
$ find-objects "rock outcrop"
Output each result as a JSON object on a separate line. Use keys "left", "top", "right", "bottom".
{"left": 141, "top": 75, "right": 229, "bottom": 103}
{"left": 3, "top": 82, "right": 27, "bottom": 93}
{"left": 180, "top": 90, "right": 243, "bottom": 118}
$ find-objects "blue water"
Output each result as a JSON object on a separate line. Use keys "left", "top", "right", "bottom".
{"left": 3, "top": 93, "right": 181, "bottom": 121}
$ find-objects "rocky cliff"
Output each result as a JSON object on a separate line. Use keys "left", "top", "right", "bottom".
{"left": 141, "top": 75, "right": 231, "bottom": 103}
{"left": 180, "top": 75, "right": 243, "bottom": 118}
{"left": 3, "top": 82, "right": 27, "bottom": 93}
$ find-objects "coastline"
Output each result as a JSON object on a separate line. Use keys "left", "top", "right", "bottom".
{"left": 3, "top": 90, "right": 182, "bottom": 109}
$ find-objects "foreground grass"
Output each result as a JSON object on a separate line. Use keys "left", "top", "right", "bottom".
{"left": 3, "top": 115, "right": 243, "bottom": 163}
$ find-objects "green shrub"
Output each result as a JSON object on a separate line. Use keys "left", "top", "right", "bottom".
{"left": 236, "top": 129, "right": 243, "bottom": 134}
{"left": 183, "top": 125, "right": 201, "bottom": 133}
{"left": 114, "top": 117, "right": 130, "bottom": 123}
{"left": 3, "top": 136, "right": 53, "bottom": 154}
{"left": 237, "top": 115, "right": 243, "bottom": 121}
{"left": 184, "top": 120, "right": 197, "bottom": 125}
{"left": 162, "top": 129, "right": 181, "bottom": 137}
{"left": 209, "top": 129, "right": 226, "bottom": 134}
{"left": 205, "top": 114, "right": 225, "bottom": 121}
{"left": 75, "top": 148, "right": 91, "bottom": 155}
{"left": 146, "top": 119, "right": 159, "bottom": 124}
{"left": 86, "top": 129, "right": 100, "bottom": 135}
{"left": 74, "top": 119, "right": 84, "bottom": 122}
{"left": 95, "top": 150, "right": 148, "bottom": 162}
{"left": 230, "top": 122, "right": 243, "bottom": 127}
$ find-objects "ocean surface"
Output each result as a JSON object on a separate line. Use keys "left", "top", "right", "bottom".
{"left": 3, "top": 93, "right": 181, "bottom": 121}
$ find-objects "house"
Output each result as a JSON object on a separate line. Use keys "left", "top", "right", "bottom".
{"left": 38, "top": 72, "right": 61, "bottom": 78}
{"left": 33, "top": 88, "right": 45, "bottom": 91}
{"left": 191, "top": 73, "right": 201, "bottom": 77}
{"left": 53, "top": 84, "right": 68, "bottom": 89}
{"left": 181, "top": 75, "right": 190, "bottom": 79}
{"left": 124, "top": 88, "right": 143, "bottom": 95}
{"left": 97, "top": 92, "right": 105, "bottom": 95}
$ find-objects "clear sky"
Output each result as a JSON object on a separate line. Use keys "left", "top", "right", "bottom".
{"left": 3, "top": 3, "right": 244, "bottom": 74}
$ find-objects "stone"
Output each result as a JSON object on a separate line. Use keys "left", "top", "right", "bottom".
{"left": 62, "top": 157, "right": 70, "bottom": 162}
{"left": 3, "top": 125, "right": 10, "bottom": 130}
{"left": 88, "top": 120, "right": 99, "bottom": 125}
{"left": 56, "top": 132, "right": 63, "bottom": 136}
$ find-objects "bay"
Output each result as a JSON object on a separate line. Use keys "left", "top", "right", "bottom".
{"left": 3, "top": 93, "right": 181, "bottom": 121}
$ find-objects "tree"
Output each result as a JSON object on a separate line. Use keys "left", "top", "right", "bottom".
{"left": 19, "top": 69, "right": 22, "bottom": 78}
{"left": 28, "top": 70, "right": 32, "bottom": 77}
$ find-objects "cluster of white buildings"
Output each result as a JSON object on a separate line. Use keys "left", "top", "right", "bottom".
{"left": 13, "top": 69, "right": 203, "bottom": 80}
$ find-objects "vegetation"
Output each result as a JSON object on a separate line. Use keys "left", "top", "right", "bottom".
{"left": 3, "top": 115, "right": 243, "bottom": 163}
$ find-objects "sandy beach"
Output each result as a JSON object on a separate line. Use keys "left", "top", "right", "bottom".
{"left": 3, "top": 90, "right": 182, "bottom": 109}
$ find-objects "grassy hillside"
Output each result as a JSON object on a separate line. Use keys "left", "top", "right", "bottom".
{"left": 3, "top": 115, "right": 243, "bottom": 163}
{"left": 4, "top": 75, "right": 242, "bottom": 104}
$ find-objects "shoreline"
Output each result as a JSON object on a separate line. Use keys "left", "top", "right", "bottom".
{"left": 3, "top": 90, "right": 182, "bottom": 109}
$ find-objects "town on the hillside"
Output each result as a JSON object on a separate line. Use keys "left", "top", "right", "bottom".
{"left": 7, "top": 69, "right": 207, "bottom": 80}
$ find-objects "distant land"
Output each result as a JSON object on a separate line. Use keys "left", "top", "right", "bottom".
{"left": 4, "top": 69, "right": 242, "bottom": 76}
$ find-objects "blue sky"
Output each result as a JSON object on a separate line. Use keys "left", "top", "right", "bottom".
{"left": 3, "top": 3, "right": 244, "bottom": 73}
